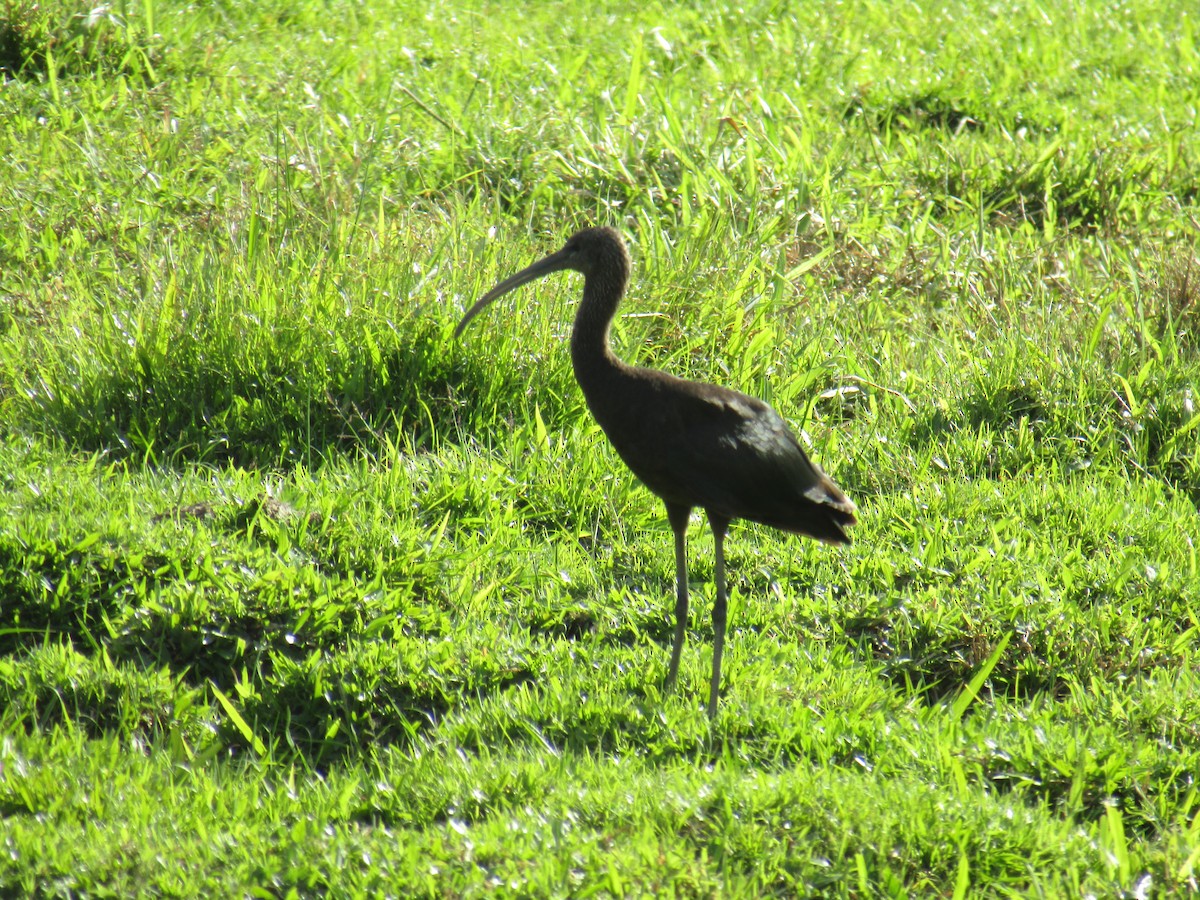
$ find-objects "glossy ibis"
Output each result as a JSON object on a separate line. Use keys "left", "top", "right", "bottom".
{"left": 455, "top": 226, "right": 856, "bottom": 718}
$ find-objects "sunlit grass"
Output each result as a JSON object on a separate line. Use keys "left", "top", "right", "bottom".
{"left": 2, "top": 0, "right": 1199, "bottom": 895}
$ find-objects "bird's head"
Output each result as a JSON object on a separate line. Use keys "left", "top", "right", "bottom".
{"left": 454, "top": 226, "right": 630, "bottom": 338}
{"left": 554, "top": 226, "right": 630, "bottom": 277}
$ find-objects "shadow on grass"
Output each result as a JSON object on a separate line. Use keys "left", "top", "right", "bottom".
{"left": 20, "top": 316, "right": 557, "bottom": 472}
{"left": 0, "top": 506, "right": 499, "bottom": 764}
{"left": 845, "top": 91, "right": 992, "bottom": 135}
{"left": 0, "top": 1, "right": 172, "bottom": 83}
{"left": 840, "top": 612, "right": 1063, "bottom": 707}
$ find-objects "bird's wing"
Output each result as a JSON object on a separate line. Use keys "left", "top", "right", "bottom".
{"left": 610, "top": 376, "right": 855, "bottom": 537}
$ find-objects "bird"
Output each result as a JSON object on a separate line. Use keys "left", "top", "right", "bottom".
{"left": 455, "top": 226, "right": 857, "bottom": 718}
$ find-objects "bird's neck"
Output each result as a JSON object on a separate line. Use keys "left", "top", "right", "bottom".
{"left": 570, "top": 272, "right": 630, "bottom": 393}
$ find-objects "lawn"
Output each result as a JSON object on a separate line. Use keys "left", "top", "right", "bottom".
{"left": 1, "top": 0, "right": 1199, "bottom": 895}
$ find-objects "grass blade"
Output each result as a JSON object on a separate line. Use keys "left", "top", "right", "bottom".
{"left": 949, "top": 632, "right": 1012, "bottom": 722}
{"left": 211, "top": 683, "right": 267, "bottom": 757}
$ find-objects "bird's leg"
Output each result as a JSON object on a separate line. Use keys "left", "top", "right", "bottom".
{"left": 707, "top": 514, "right": 731, "bottom": 719}
{"left": 664, "top": 503, "right": 692, "bottom": 692}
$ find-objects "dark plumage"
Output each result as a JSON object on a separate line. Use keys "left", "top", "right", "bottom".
{"left": 455, "top": 226, "right": 856, "bottom": 717}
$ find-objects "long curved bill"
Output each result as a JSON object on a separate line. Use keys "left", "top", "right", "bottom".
{"left": 453, "top": 247, "right": 574, "bottom": 338}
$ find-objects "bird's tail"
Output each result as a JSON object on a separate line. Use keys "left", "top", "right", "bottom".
{"left": 801, "top": 479, "right": 857, "bottom": 545}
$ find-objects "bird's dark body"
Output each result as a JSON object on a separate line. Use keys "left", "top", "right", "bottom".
{"left": 578, "top": 363, "right": 854, "bottom": 543}
{"left": 455, "top": 225, "right": 856, "bottom": 717}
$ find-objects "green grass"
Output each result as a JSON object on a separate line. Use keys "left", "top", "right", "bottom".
{"left": 2, "top": 0, "right": 1199, "bottom": 895}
